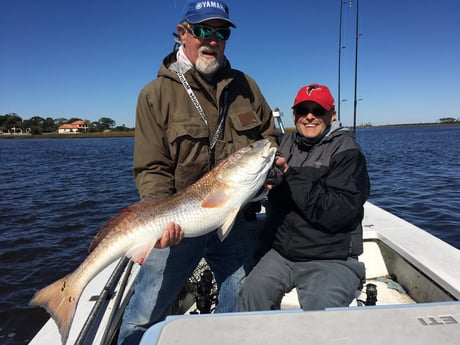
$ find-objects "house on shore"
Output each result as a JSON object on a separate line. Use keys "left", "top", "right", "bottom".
{"left": 58, "top": 120, "right": 88, "bottom": 134}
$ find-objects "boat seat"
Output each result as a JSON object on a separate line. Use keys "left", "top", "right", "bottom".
{"left": 280, "top": 239, "right": 416, "bottom": 308}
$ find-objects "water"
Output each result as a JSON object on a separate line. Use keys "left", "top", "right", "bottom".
{"left": 0, "top": 138, "right": 139, "bottom": 344}
{"left": 356, "top": 126, "right": 460, "bottom": 247}
{"left": 1, "top": 127, "right": 459, "bottom": 344}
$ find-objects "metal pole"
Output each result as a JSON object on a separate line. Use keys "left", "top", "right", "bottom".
{"left": 337, "top": 0, "right": 344, "bottom": 121}
{"left": 273, "top": 107, "right": 285, "bottom": 134}
{"left": 353, "top": 0, "right": 359, "bottom": 135}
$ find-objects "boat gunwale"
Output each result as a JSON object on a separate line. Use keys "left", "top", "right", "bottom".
{"left": 363, "top": 202, "right": 460, "bottom": 300}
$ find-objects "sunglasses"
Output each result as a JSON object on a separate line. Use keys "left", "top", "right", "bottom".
{"left": 184, "top": 23, "right": 231, "bottom": 41}
{"left": 294, "top": 105, "right": 327, "bottom": 117}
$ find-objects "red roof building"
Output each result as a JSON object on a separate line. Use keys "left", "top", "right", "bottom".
{"left": 58, "top": 120, "right": 88, "bottom": 134}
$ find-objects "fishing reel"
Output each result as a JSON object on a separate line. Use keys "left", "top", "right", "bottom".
{"left": 194, "top": 269, "right": 216, "bottom": 314}
{"left": 357, "top": 283, "right": 378, "bottom": 306}
{"left": 364, "top": 283, "right": 378, "bottom": 305}
{"left": 173, "top": 259, "right": 217, "bottom": 315}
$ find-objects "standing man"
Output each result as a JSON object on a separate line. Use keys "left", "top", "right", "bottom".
{"left": 118, "top": 1, "right": 277, "bottom": 344}
{"left": 239, "top": 84, "right": 370, "bottom": 312}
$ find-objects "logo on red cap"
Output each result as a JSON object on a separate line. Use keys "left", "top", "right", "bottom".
{"left": 292, "top": 83, "right": 335, "bottom": 111}
{"left": 306, "top": 84, "right": 321, "bottom": 95}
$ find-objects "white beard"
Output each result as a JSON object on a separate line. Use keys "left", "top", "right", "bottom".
{"left": 195, "top": 50, "right": 220, "bottom": 76}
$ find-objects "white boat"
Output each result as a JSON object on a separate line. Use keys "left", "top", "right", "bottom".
{"left": 29, "top": 201, "right": 460, "bottom": 345}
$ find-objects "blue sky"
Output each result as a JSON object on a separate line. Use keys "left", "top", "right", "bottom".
{"left": 2, "top": 0, "right": 459, "bottom": 129}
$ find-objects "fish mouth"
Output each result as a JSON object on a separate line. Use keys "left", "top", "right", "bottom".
{"left": 226, "top": 140, "right": 275, "bottom": 180}
{"left": 262, "top": 148, "right": 276, "bottom": 159}
{"left": 252, "top": 139, "right": 275, "bottom": 161}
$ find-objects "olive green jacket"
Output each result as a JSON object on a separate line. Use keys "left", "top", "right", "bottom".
{"left": 133, "top": 51, "right": 277, "bottom": 198}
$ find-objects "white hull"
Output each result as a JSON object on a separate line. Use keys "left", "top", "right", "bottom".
{"left": 141, "top": 302, "right": 460, "bottom": 345}
{"left": 29, "top": 201, "right": 460, "bottom": 345}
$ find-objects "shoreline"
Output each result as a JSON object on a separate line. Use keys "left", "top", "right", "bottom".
{"left": 0, "top": 131, "right": 135, "bottom": 139}
{"left": 1, "top": 123, "right": 459, "bottom": 139}
{"left": 358, "top": 122, "right": 460, "bottom": 129}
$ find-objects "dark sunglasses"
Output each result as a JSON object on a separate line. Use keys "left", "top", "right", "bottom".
{"left": 294, "top": 105, "right": 327, "bottom": 117}
{"left": 184, "top": 23, "right": 231, "bottom": 41}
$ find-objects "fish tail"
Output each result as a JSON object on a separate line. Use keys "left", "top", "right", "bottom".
{"left": 30, "top": 274, "right": 81, "bottom": 345}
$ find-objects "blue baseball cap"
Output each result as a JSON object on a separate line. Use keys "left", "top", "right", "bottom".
{"left": 181, "top": 0, "right": 236, "bottom": 27}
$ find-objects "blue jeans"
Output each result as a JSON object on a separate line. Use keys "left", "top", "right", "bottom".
{"left": 118, "top": 213, "right": 259, "bottom": 345}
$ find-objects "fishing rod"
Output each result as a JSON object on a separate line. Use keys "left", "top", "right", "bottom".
{"left": 337, "top": 0, "right": 344, "bottom": 121}
{"left": 338, "top": 0, "right": 361, "bottom": 135}
{"left": 352, "top": 0, "right": 360, "bottom": 135}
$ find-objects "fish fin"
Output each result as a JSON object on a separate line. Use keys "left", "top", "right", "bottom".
{"left": 89, "top": 199, "right": 154, "bottom": 253}
{"left": 88, "top": 205, "right": 137, "bottom": 252}
{"left": 201, "top": 185, "right": 231, "bottom": 208}
{"left": 125, "top": 240, "right": 158, "bottom": 265}
{"left": 30, "top": 274, "right": 80, "bottom": 345}
{"left": 217, "top": 207, "right": 240, "bottom": 241}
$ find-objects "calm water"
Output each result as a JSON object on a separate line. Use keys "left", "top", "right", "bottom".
{"left": 1, "top": 126, "right": 459, "bottom": 344}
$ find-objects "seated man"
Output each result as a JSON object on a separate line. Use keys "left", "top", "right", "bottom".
{"left": 238, "top": 84, "right": 370, "bottom": 311}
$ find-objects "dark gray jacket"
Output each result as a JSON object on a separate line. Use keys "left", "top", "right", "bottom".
{"left": 268, "top": 122, "right": 370, "bottom": 261}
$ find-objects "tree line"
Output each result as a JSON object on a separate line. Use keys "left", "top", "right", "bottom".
{"left": 357, "top": 117, "right": 459, "bottom": 128}
{"left": 439, "top": 117, "right": 460, "bottom": 124}
{"left": 0, "top": 113, "right": 134, "bottom": 135}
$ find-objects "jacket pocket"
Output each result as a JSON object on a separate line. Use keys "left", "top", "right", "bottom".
{"left": 166, "top": 119, "right": 209, "bottom": 192}
{"left": 167, "top": 117, "right": 209, "bottom": 144}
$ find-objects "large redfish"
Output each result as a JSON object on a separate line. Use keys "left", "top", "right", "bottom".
{"left": 30, "top": 139, "right": 276, "bottom": 344}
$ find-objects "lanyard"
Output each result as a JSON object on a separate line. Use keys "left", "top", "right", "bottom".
{"left": 177, "top": 73, "right": 228, "bottom": 151}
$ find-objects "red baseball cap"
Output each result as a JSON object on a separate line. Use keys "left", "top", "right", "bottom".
{"left": 292, "top": 84, "right": 335, "bottom": 111}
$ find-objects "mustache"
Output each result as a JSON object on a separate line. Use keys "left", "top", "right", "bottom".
{"left": 198, "top": 46, "right": 218, "bottom": 54}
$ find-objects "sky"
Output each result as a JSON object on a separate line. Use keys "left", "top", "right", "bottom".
{"left": 2, "top": 0, "right": 460, "bottom": 129}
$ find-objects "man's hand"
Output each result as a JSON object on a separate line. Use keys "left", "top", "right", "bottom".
{"left": 155, "top": 222, "right": 184, "bottom": 249}
{"left": 265, "top": 155, "right": 288, "bottom": 190}
{"left": 275, "top": 155, "right": 288, "bottom": 172}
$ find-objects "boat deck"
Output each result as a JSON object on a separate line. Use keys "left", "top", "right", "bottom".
{"left": 140, "top": 203, "right": 460, "bottom": 345}
{"left": 141, "top": 302, "right": 460, "bottom": 345}
{"left": 29, "top": 202, "right": 460, "bottom": 345}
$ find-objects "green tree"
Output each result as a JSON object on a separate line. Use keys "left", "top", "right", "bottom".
{"left": 54, "top": 118, "right": 68, "bottom": 126}
{"left": 95, "top": 117, "right": 116, "bottom": 131}
{"left": 43, "top": 117, "right": 58, "bottom": 132}
{"left": 114, "top": 124, "right": 133, "bottom": 131}
{"left": 23, "top": 116, "right": 45, "bottom": 134}
{"left": 439, "top": 117, "right": 457, "bottom": 124}
{"left": 0, "top": 113, "right": 23, "bottom": 131}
